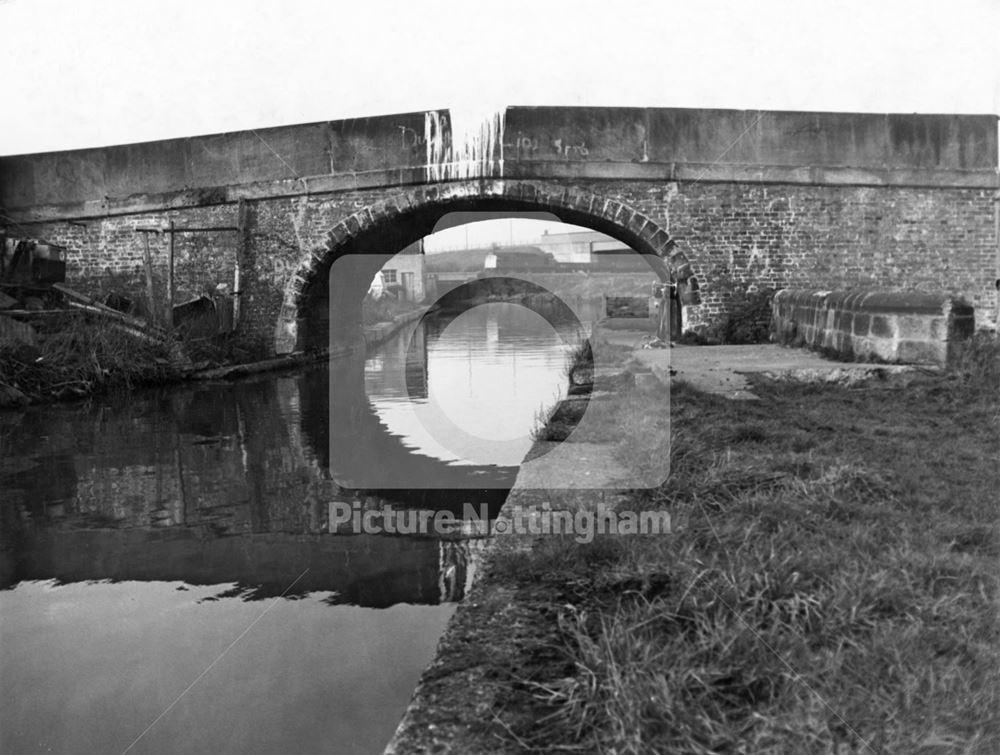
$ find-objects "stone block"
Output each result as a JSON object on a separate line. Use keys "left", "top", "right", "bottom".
{"left": 948, "top": 314, "right": 975, "bottom": 340}
{"left": 869, "top": 338, "right": 898, "bottom": 362}
{"left": 896, "top": 315, "right": 932, "bottom": 340}
{"left": 824, "top": 309, "right": 837, "bottom": 331}
{"left": 673, "top": 261, "right": 693, "bottom": 280}
{"left": 851, "top": 336, "right": 875, "bottom": 359}
{"left": 870, "top": 315, "right": 895, "bottom": 338}
{"left": 648, "top": 229, "right": 671, "bottom": 251}
{"left": 928, "top": 317, "right": 947, "bottom": 341}
{"left": 897, "top": 339, "right": 945, "bottom": 365}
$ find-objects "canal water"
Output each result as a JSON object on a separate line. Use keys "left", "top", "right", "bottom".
{"left": 0, "top": 302, "right": 583, "bottom": 754}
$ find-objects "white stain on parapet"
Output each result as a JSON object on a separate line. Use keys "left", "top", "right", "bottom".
{"left": 424, "top": 110, "right": 448, "bottom": 181}
{"left": 424, "top": 107, "right": 505, "bottom": 181}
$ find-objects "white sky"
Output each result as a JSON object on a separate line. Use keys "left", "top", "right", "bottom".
{"left": 1, "top": 0, "right": 998, "bottom": 157}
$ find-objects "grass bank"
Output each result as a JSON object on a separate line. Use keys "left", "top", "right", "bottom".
{"left": 480, "top": 336, "right": 999, "bottom": 753}
{"left": 1, "top": 295, "right": 432, "bottom": 409}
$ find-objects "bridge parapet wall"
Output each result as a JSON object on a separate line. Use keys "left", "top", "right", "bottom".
{"left": 2, "top": 108, "right": 995, "bottom": 221}
{"left": 771, "top": 288, "right": 976, "bottom": 365}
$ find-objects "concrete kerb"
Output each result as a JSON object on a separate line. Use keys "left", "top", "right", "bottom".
{"left": 385, "top": 468, "right": 636, "bottom": 753}
{"left": 772, "top": 287, "right": 974, "bottom": 367}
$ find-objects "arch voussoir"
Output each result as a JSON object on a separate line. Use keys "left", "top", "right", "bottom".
{"left": 614, "top": 205, "right": 636, "bottom": 229}
{"left": 530, "top": 185, "right": 560, "bottom": 209}
{"left": 275, "top": 178, "right": 683, "bottom": 354}
{"left": 601, "top": 199, "right": 626, "bottom": 224}
{"left": 628, "top": 215, "right": 651, "bottom": 238}
{"left": 344, "top": 215, "right": 362, "bottom": 235}
{"left": 368, "top": 200, "right": 390, "bottom": 222}
{"left": 328, "top": 221, "right": 351, "bottom": 246}
{"left": 647, "top": 228, "right": 672, "bottom": 252}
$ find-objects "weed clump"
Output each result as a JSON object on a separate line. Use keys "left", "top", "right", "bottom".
{"left": 0, "top": 314, "right": 183, "bottom": 403}
{"left": 949, "top": 329, "right": 1000, "bottom": 393}
{"left": 690, "top": 280, "right": 776, "bottom": 345}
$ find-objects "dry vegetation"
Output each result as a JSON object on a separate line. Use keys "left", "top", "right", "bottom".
{"left": 0, "top": 314, "right": 183, "bottom": 404}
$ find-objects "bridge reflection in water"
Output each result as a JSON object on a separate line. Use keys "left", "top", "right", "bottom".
{"left": 0, "top": 304, "right": 582, "bottom": 754}
{"left": 0, "top": 352, "right": 489, "bottom": 607}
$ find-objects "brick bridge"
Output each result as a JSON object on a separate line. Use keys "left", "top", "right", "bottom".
{"left": 1, "top": 107, "right": 996, "bottom": 355}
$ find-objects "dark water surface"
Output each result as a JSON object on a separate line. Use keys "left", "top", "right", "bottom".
{"left": 0, "top": 305, "right": 580, "bottom": 754}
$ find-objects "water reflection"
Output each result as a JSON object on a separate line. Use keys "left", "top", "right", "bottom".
{"left": 1, "top": 305, "right": 582, "bottom": 602}
{"left": 329, "top": 300, "right": 585, "bottom": 490}
{"left": 382, "top": 303, "right": 577, "bottom": 459}
{"left": 0, "top": 304, "right": 583, "bottom": 754}
{"left": 0, "top": 370, "right": 486, "bottom": 606}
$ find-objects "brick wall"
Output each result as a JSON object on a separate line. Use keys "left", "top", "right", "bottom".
{"left": 29, "top": 206, "right": 238, "bottom": 320}
{"left": 20, "top": 179, "right": 998, "bottom": 356}
{"left": 666, "top": 183, "right": 996, "bottom": 331}
{"left": 565, "top": 181, "right": 996, "bottom": 330}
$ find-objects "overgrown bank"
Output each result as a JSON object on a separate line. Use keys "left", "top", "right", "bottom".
{"left": 396, "top": 334, "right": 1000, "bottom": 753}
{"left": 0, "top": 314, "right": 187, "bottom": 407}
{"left": 1, "top": 297, "right": 429, "bottom": 409}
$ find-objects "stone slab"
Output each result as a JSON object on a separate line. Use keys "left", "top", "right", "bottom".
{"left": 515, "top": 441, "right": 632, "bottom": 490}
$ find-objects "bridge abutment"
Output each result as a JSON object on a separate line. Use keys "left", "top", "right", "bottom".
{"left": 2, "top": 107, "right": 995, "bottom": 356}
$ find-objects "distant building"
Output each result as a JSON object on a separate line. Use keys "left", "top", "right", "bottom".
{"left": 536, "top": 229, "right": 653, "bottom": 272}
{"left": 380, "top": 239, "right": 427, "bottom": 302}
{"left": 535, "top": 229, "right": 627, "bottom": 264}
{"left": 488, "top": 248, "right": 557, "bottom": 271}
{"left": 368, "top": 270, "right": 386, "bottom": 299}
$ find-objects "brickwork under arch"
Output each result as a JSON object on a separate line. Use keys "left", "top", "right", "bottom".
{"left": 274, "top": 179, "right": 692, "bottom": 353}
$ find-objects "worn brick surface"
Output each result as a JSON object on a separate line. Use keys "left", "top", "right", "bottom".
{"left": 26, "top": 180, "right": 998, "bottom": 355}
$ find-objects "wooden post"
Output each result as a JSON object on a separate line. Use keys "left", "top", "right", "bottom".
{"left": 234, "top": 199, "right": 248, "bottom": 332}
{"left": 656, "top": 290, "right": 668, "bottom": 342}
{"left": 994, "top": 190, "right": 1000, "bottom": 327}
{"left": 670, "top": 287, "right": 682, "bottom": 341}
{"left": 167, "top": 219, "right": 175, "bottom": 327}
{"left": 140, "top": 232, "right": 158, "bottom": 326}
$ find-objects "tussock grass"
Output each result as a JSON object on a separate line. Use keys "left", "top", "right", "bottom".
{"left": 949, "top": 330, "right": 1000, "bottom": 395}
{"left": 0, "top": 314, "right": 182, "bottom": 402}
{"left": 532, "top": 400, "right": 588, "bottom": 442}
{"left": 488, "top": 371, "right": 1000, "bottom": 753}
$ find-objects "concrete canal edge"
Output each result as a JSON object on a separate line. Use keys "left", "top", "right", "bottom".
{"left": 383, "top": 392, "right": 642, "bottom": 752}
{"left": 383, "top": 473, "right": 626, "bottom": 754}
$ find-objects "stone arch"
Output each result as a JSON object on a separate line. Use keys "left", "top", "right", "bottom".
{"left": 274, "top": 179, "right": 693, "bottom": 353}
